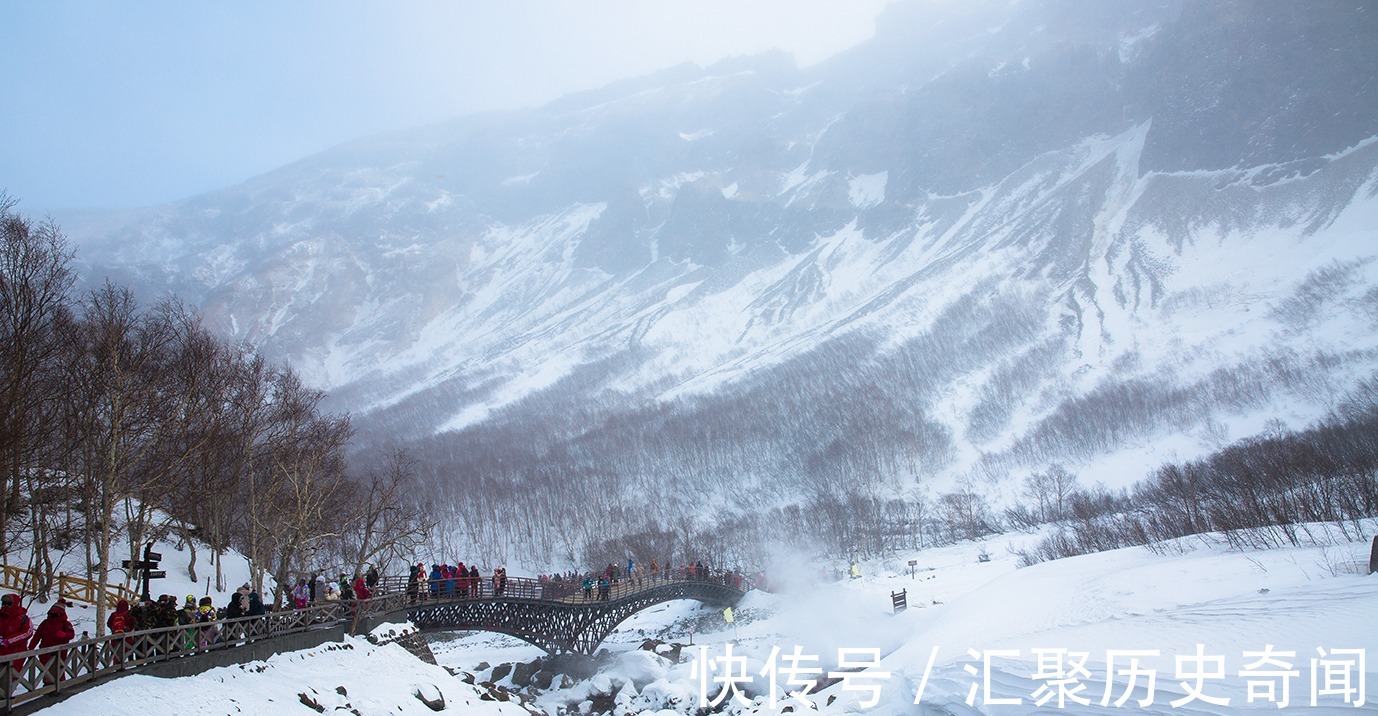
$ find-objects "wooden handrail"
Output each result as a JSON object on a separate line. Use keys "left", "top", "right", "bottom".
{"left": 1, "top": 596, "right": 375, "bottom": 713}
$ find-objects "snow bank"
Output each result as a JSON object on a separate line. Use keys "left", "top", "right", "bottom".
{"left": 38, "top": 635, "right": 527, "bottom": 716}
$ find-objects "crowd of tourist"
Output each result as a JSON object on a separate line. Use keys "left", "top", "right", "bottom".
{"left": 0, "top": 564, "right": 394, "bottom": 692}
{"left": 536, "top": 559, "right": 751, "bottom": 601}
{"left": 405, "top": 562, "right": 513, "bottom": 601}
{"left": 0, "top": 566, "right": 387, "bottom": 668}
{"left": 396, "top": 557, "right": 752, "bottom": 605}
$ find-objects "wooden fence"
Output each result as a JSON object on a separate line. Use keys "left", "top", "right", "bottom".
{"left": 0, "top": 564, "right": 138, "bottom": 609}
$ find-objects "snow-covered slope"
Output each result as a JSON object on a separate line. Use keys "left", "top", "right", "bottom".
{"left": 60, "top": 0, "right": 1378, "bottom": 529}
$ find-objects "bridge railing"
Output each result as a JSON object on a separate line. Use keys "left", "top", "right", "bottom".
{"left": 378, "top": 569, "right": 750, "bottom": 609}
{"left": 377, "top": 574, "right": 577, "bottom": 602}
{"left": 0, "top": 594, "right": 402, "bottom": 714}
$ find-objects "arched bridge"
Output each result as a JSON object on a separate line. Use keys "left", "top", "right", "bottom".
{"left": 383, "top": 574, "right": 748, "bottom": 655}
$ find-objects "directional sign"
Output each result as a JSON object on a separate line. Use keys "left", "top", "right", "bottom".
{"left": 121, "top": 560, "right": 158, "bottom": 570}
{"left": 137, "top": 543, "right": 163, "bottom": 601}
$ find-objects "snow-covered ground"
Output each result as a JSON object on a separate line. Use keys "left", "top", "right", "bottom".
{"left": 35, "top": 629, "right": 528, "bottom": 716}
{"left": 27, "top": 525, "right": 1377, "bottom": 714}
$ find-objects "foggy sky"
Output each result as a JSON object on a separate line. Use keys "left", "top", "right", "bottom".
{"left": 2, "top": 1, "right": 889, "bottom": 213}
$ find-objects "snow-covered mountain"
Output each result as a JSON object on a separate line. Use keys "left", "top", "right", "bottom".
{"left": 64, "top": 0, "right": 1378, "bottom": 542}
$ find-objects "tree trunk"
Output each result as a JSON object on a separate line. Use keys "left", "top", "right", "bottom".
{"left": 185, "top": 536, "right": 198, "bottom": 585}
{"left": 94, "top": 489, "right": 114, "bottom": 637}
{"left": 30, "top": 512, "right": 52, "bottom": 598}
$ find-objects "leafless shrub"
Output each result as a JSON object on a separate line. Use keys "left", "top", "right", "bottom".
{"left": 1269, "top": 258, "right": 1366, "bottom": 329}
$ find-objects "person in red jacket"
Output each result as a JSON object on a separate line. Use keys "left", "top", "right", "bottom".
{"left": 28, "top": 600, "right": 75, "bottom": 685}
{"left": 0, "top": 593, "right": 35, "bottom": 682}
{"left": 106, "top": 599, "right": 133, "bottom": 634}
{"left": 351, "top": 575, "right": 371, "bottom": 601}
{"left": 107, "top": 598, "right": 134, "bottom": 667}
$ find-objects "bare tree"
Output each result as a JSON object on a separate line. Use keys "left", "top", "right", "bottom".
{"left": 207, "top": 349, "right": 273, "bottom": 591}
{"left": 114, "top": 299, "right": 232, "bottom": 598}
{"left": 64, "top": 282, "right": 185, "bottom": 632}
{"left": 160, "top": 343, "right": 270, "bottom": 592}
{"left": 342, "top": 448, "right": 435, "bottom": 581}
{"left": 250, "top": 367, "right": 354, "bottom": 606}
{"left": 935, "top": 486, "right": 999, "bottom": 544}
{"left": 1022, "top": 464, "right": 1079, "bottom": 523}
{"left": 153, "top": 310, "right": 241, "bottom": 586}
{"left": 0, "top": 194, "right": 76, "bottom": 570}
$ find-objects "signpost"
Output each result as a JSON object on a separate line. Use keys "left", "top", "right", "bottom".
{"left": 120, "top": 543, "right": 164, "bottom": 602}
{"left": 908, "top": 559, "right": 918, "bottom": 579}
